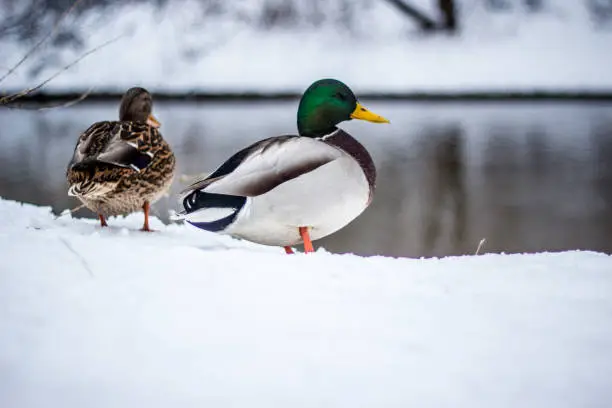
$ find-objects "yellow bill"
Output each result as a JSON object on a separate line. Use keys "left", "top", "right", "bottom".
{"left": 350, "top": 103, "right": 390, "bottom": 124}
{"left": 147, "top": 114, "right": 161, "bottom": 128}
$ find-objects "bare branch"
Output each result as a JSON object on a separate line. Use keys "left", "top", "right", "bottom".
{"left": 382, "top": 0, "right": 437, "bottom": 30}
{"left": 5, "top": 87, "right": 95, "bottom": 110}
{"left": 0, "top": 35, "right": 122, "bottom": 106}
{"left": 438, "top": 0, "right": 458, "bottom": 32}
{"left": 0, "top": 0, "right": 84, "bottom": 86}
{"left": 38, "top": 87, "right": 94, "bottom": 110}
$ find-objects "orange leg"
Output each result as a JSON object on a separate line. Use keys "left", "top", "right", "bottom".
{"left": 284, "top": 246, "right": 295, "bottom": 255}
{"left": 299, "top": 226, "right": 314, "bottom": 253}
{"left": 98, "top": 214, "right": 108, "bottom": 227}
{"left": 141, "top": 201, "right": 154, "bottom": 232}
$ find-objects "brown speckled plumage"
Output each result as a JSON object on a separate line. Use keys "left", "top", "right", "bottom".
{"left": 66, "top": 88, "right": 175, "bottom": 224}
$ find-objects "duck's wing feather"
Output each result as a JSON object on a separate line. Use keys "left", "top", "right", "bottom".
{"left": 69, "top": 121, "right": 157, "bottom": 172}
{"left": 95, "top": 122, "right": 159, "bottom": 172}
{"left": 182, "top": 136, "right": 342, "bottom": 198}
{"left": 68, "top": 121, "right": 114, "bottom": 167}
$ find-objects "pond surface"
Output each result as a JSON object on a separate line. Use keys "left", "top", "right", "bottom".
{"left": 1, "top": 100, "right": 611, "bottom": 257}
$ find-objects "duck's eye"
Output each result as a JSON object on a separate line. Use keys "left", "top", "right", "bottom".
{"left": 335, "top": 92, "right": 346, "bottom": 101}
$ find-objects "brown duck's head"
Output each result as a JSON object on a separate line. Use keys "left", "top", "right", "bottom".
{"left": 119, "top": 87, "right": 161, "bottom": 128}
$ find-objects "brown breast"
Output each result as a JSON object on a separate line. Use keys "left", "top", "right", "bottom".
{"left": 323, "top": 129, "right": 376, "bottom": 203}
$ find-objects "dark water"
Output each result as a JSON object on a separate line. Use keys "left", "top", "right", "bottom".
{"left": 1, "top": 101, "right": 611, "bottom": 257}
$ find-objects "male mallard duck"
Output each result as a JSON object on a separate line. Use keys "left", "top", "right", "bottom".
{"left": 66, "top": 87, "right": 176, "bottom": 231}
{"left": 179, "top": 79, "right": 389, "bottom": 253}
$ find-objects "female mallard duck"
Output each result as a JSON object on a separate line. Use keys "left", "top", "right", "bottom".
{"left": 66, "top": 87, "right": 176, "bottom": 231}
{"left": 179, "top": 79, "right": 389, "bottom": 253}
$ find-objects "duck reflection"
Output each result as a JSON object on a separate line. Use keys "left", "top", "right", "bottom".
{"left": 420, "top": 125, "right": 466, "bottom": 257}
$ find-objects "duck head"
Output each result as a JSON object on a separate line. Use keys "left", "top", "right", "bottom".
{"left": 297, "top": 79, "right": 389, "bottom": 138}
{"left": 119, "top": 87, "right": 161, "bottom": 128}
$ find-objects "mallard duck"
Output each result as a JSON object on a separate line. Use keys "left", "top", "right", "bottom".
{"left": 179, "top": 79, "right": 389, "bottom": 253}
{"left": 66, "top": 87, "right": 176, "bottom": 231}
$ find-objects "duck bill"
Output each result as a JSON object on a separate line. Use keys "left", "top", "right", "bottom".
{"left": 147, "top": 114, "right": 161, "bottom": 128}
{"left": 350, "top": 103, "right": 390, "bottom": 124}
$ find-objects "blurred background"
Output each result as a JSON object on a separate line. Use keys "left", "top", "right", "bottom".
{"left": 0, "top": 0, "right": 611, "bottom": 257}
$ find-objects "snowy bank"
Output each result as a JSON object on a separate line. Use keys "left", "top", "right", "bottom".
{"left": 1, "top": 197, "right": 612, "bottom": 408}
{"left": 2, "top": 0, "right": 612, "bottom": 93}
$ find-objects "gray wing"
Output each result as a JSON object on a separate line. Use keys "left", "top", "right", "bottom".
{"left": 69, "top": 121, "right": 153, "bottom": 172}
{"left": 68, "top": 121, "right": 113, "bottom": 167}
{"left": 181, "top": 136, "right": 342, "bottom": 198}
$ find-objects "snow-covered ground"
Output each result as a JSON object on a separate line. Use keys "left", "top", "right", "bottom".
{"left": 2, "top": 0, "right": 612, "bottom": 93}
{"left": 1, "top": 197, "right": 612, "bottom": 407}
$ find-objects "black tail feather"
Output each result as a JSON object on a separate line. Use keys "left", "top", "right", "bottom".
{"left": 182, "top": 190, "right": 246, "bottom": 232}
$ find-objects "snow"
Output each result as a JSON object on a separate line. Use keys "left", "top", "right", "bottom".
{"left": 2, "top": 0, "right": 612, "bottom": 93}
{"left": 1, "top": 196, "right": 612, "bottom": 408}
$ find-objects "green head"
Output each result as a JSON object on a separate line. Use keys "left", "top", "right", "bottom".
{"left": 297, "top": 79, "right": 389, "bottom": 137}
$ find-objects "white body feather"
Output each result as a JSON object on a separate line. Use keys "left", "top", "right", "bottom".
{"left": 229, "top": 156, "right": 369, "bottom": 245}
{"left": 182, "top": 136, "right": 372, "bottom": 246}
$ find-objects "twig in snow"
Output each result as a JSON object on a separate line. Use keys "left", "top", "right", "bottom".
{"left": 54, "top": 203, "right": 86, "bottom": 219}
{"left": 0, "top": 0, "right": 84, "bottom": 86}
{"left": 59, "top": 236, "right": 94, "bottom": 277}
{"left": 475, "top": 238, "right": 486, "bottom": 255}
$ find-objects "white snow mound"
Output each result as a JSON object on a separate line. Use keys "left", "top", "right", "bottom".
{"left": 1, "top": 197, "right": 612, "bottom": 408}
